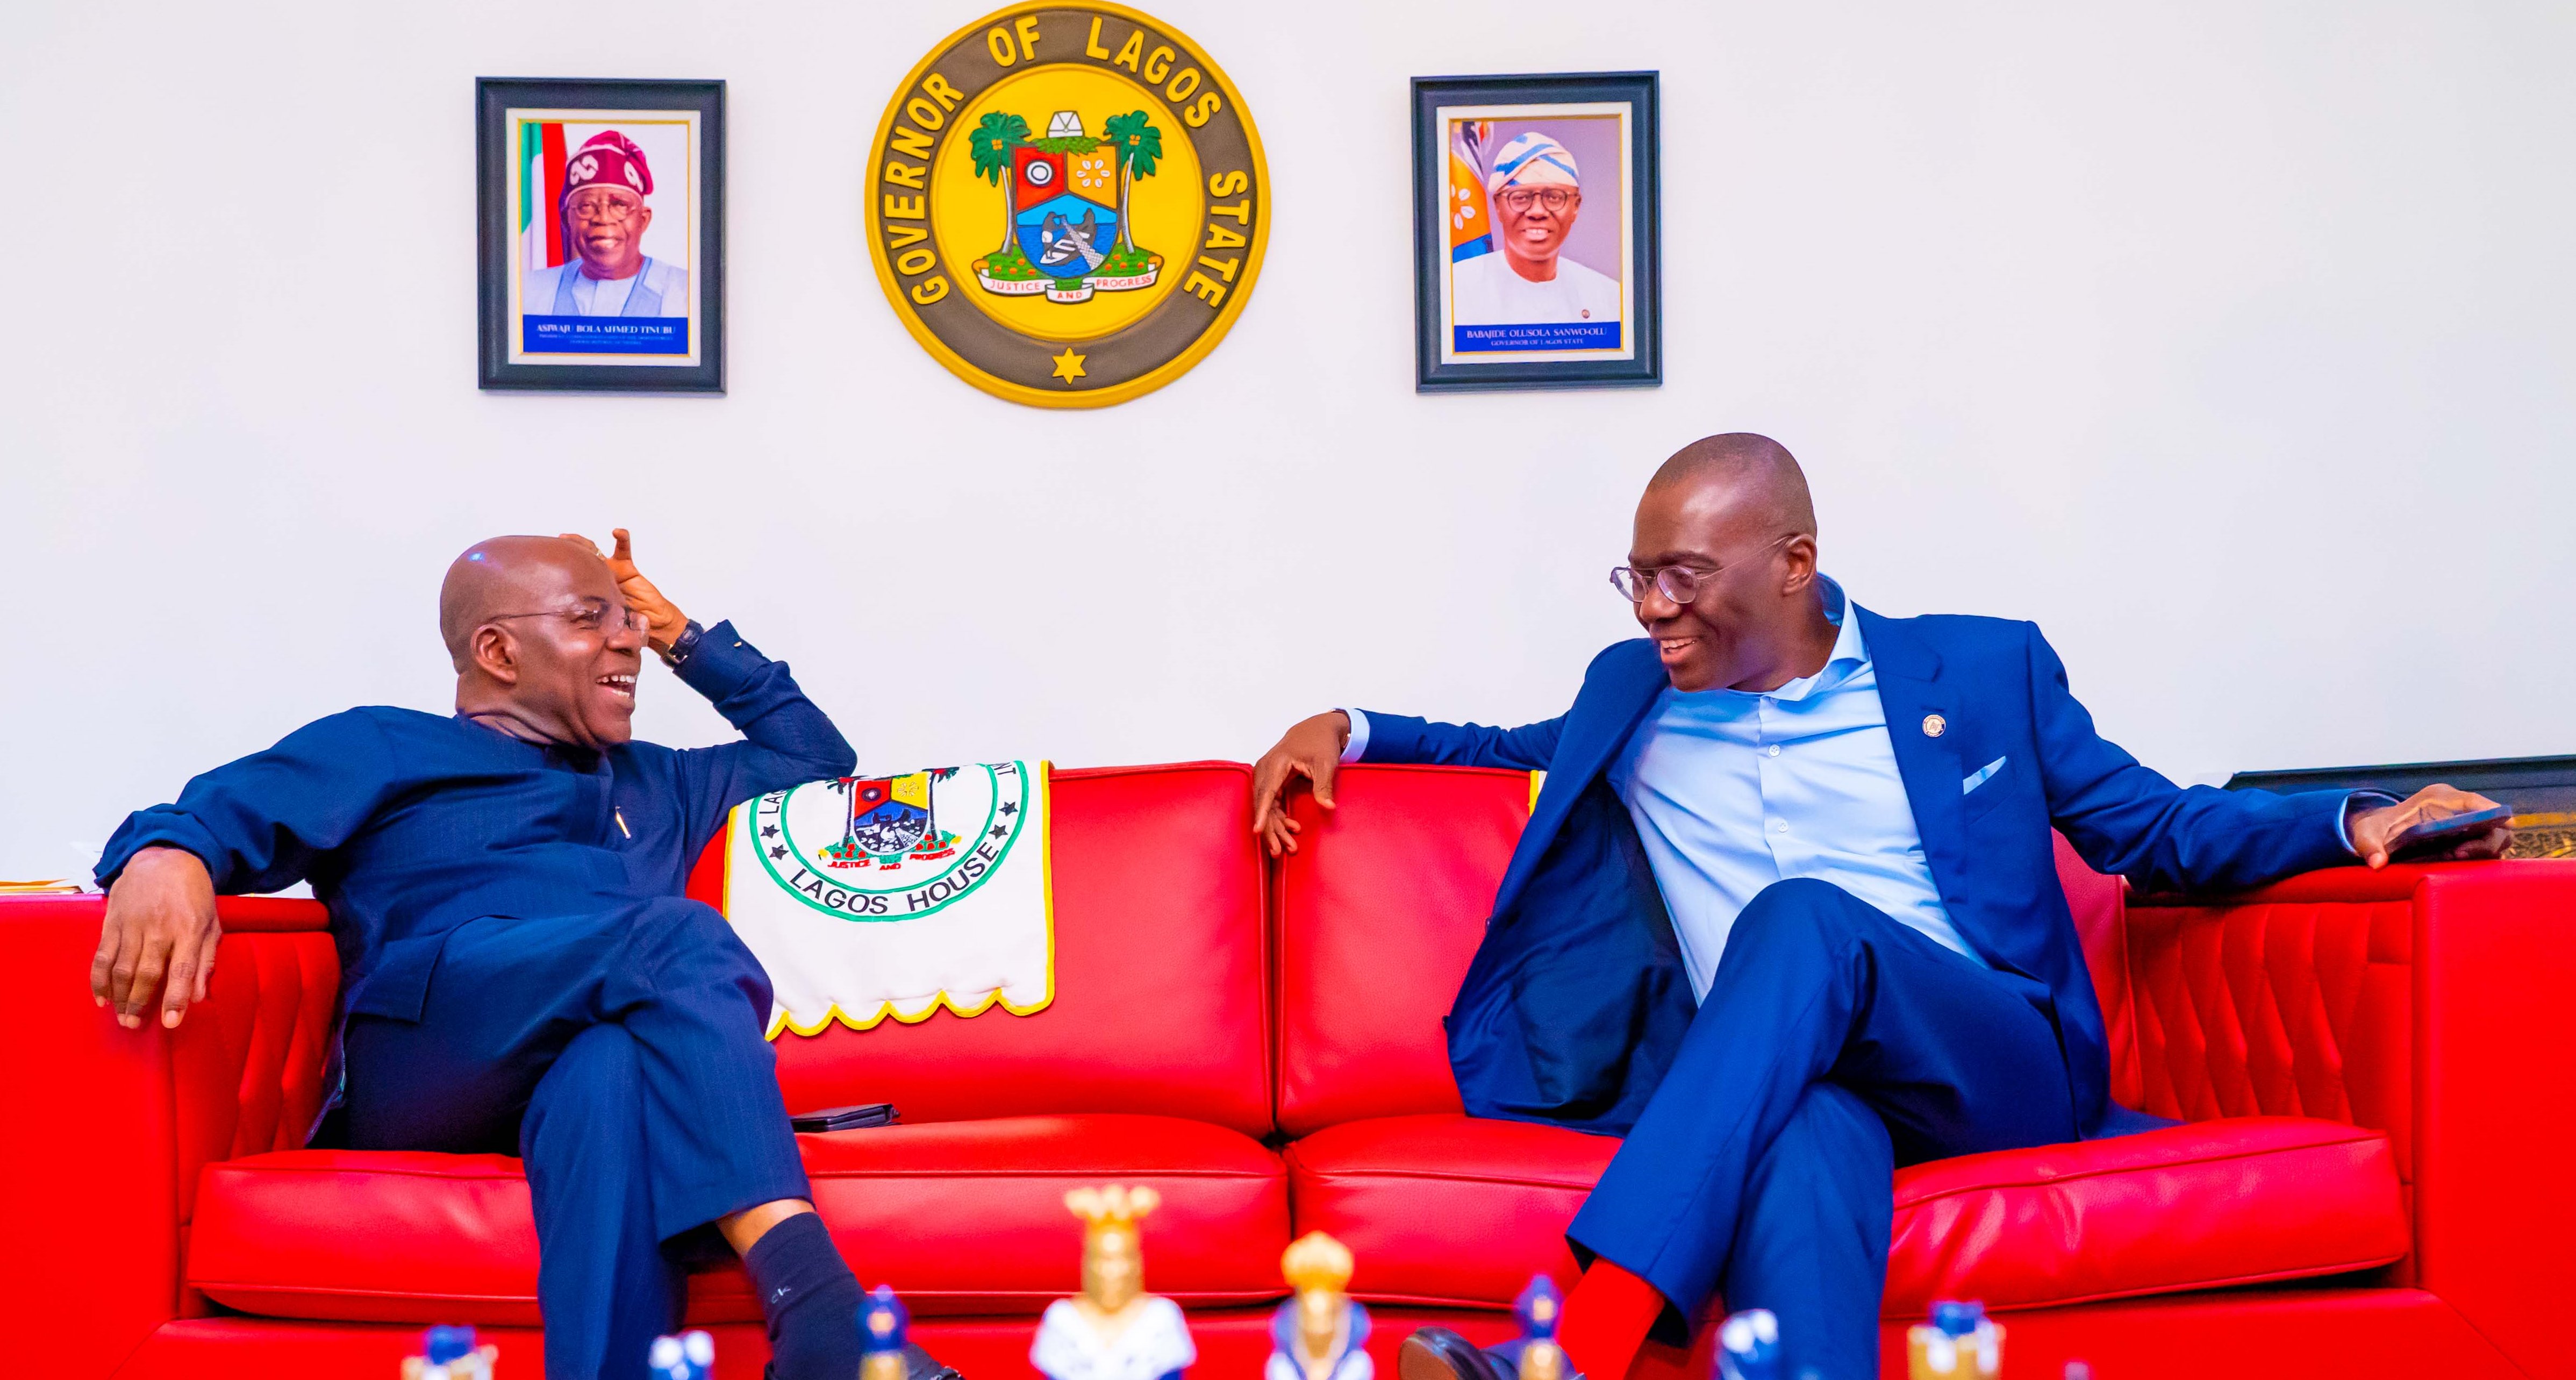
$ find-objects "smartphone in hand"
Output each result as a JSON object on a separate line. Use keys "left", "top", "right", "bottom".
{"left": 2386, "top": 803, "right": 2513, "bottom": 860}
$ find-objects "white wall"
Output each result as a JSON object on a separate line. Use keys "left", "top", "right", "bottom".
{"left": 5, "top": 0, "right": 2571, "bottom": 883}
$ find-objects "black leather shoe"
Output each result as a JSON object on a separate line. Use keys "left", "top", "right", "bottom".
{"left": 898, "top": 1342, "right": 963, "bottom": 1380}
{"left": 1400, "top": 1328, "right": 1576, "bottom": 1380}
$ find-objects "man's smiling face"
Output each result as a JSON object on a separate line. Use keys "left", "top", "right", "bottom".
{"left": 1493, "top": 184, "right": 1580, "bottom": 275}
{"left": 566, "top": 188, "right": 651, "bottom": 280}
{"left": 1625, "top": 477, "right": 1808, "bottom": 693}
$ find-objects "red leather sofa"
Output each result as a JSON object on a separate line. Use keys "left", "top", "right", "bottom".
{"left": 7, "top": 760, "right": 2573, "bottom": 1378}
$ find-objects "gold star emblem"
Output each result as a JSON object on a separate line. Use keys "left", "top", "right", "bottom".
{"left": 1050, "top": 348, "right": 1087, "bottom": 383}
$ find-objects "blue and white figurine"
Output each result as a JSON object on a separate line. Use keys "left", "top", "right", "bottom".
{"left": 1513, "top": 1277, "right": 1568, "bottom": 1380}
{"left": 1715, "top": 1308, "right": 1779, "bottom": 1380}
{"left": 401, "top": 1325, "right": 497, "bottom": 1380}
{"left": 861, "top": 1284, "right": 914, "bottom": 1380}
{"left": 646, "top": 1328, "right": 714, "bottom": 1380}
{"left": 1032, "top": 1185, "right": 1196, "bottom": 1380}
{"left": 1267, "top": 1232, "right": 1372, "bottom": 1380}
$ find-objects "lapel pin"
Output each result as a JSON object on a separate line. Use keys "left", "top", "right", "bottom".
{"left": 1922, "top": 714, "right": 1947, "bottom": 738}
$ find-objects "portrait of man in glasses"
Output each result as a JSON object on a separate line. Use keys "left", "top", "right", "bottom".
{"left": 523, "top": 129, "right": 690, "bottom": 318}
{"left": 1449, "top": 127, "right": 1622, "bottom": 327}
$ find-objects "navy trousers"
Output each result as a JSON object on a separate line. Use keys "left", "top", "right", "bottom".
{"left": 1566, "top": 880, "right": 2079, "bottom": 1380}
{"left": 343, "top": 898, "right": 811, "bottom": 1380}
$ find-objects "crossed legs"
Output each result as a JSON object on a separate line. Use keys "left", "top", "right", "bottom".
{"left": 1567, "top": 880, "right": 2078, "bottom": 1378}
{"left": 345, "top": 898, "right": 818, "bottom": 1379}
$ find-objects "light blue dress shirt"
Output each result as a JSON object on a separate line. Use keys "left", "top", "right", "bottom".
{"left": 1604, "top": 578, "right": 1977, "bottom": 999}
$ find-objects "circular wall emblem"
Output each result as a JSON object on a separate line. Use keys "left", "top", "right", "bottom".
{"left": 864, "top": 3, "right": 1270, "bottom": 408}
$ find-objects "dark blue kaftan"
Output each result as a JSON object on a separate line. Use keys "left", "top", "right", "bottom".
{"left": 97, "top": 621, "right": 854, "bottom": 1379}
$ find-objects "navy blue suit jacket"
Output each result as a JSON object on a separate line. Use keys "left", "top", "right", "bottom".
{"left": 1357, "top": 609, "right": 2360, "bottom": 1138}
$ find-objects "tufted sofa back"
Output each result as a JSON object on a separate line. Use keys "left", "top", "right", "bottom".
{"left": 2119, "top": 890, "right": 2414, "bottom": 1179}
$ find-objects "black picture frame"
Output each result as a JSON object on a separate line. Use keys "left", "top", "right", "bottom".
{"left": 1412, "top": 71, "right": 1661, "bottom": 392}
{"left": 476, "top": 77, "right": 725, "bottom": 392}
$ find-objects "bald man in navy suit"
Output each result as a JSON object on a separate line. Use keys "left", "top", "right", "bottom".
{"left": 1251, "top": 435, "right": 2510, "bottom": 1380}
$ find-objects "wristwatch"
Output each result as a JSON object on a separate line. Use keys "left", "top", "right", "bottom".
{"left": 658, "top": 619, "right": 706, "bottom": 669}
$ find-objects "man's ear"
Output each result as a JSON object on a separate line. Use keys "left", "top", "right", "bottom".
{"left": 1778, "top": 534, "right": 1820, "bottom": 594}
{"left": 470, "top": 625, "right": 521, "bottom": 685}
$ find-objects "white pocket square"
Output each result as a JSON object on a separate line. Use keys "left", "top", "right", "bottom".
{"left": 1962, "top": 756, "right": 2007, "bottom": 796}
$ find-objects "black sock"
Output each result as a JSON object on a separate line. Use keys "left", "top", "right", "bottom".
{"left": 742, "top": 1212, "right": 863, "bottom": 1380}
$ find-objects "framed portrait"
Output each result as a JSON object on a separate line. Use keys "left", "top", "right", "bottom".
{"left": 1411, "top": 71, "right": 1659, "bottom": 392}
{"left": 476, "top": 77, "right": 724, "bottom": 392}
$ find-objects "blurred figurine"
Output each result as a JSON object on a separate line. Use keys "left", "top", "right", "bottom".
{"left": 1268, "top": 1232, "right": 1372, "bottom": 1380}
{"left": 646, "top": 1329, "right": 714, "bottom": 1380}
{"left": 1032, "top": 1185, "right": 1197, "bottom": 1380}
{"left": 862, "top": 1285, "right": 915, "bottom": 1380}
{"left": 1906, "top": 1300, "right": 2002, "bottom": 1380}
{"left": 1715, "top": 1308, "right": 1779, "bottom": 1380}
{"left": 1513, "top": 1277, "right": 1567, "bottom": 1380}
{"left": 402, "top": 1325, "right": 497, "bottom": 1380}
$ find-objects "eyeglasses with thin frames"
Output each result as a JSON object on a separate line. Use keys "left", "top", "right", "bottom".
{"left": 567, "top": 195, "right": 645, "bottom": 224}
{"left": 488, "top": 598, "right": 646, "bottom": 637}
{"left": 1608, "top": 535, "right": 1794, "bottom": 605}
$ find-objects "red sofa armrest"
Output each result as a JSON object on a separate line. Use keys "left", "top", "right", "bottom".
{"left": 0, "top": 895, "right": 337, "bottom": 1379}
{"left": 2130, "top": 860, "right": 2576, "bottom": 1378}
{"left": 2410, "top": 862, "right": 2576, "bottom": 1378}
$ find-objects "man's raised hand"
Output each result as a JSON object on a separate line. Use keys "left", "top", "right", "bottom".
{"left": 1250, "top": 711, "right": 1353, "bottom": 858}
{"left": 560, "top": 527, "right": 690, "bottom": 652}
{"left": 2348, "top": 784, "right": 2516, "bottom": 869}
{"left": 90, "top": 846, "right": 220, "bottom": 1029}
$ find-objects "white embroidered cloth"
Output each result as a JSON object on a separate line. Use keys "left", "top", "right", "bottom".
{"left": 722, "top": 761, "right": 1053, "bottom": 1037}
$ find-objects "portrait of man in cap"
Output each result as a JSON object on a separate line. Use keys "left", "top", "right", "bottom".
{"left": 524, "top": 129, "right": 691, "bottom": 318}
{"left": 1450, "top": 128, "right": 1622, "bottom": 327}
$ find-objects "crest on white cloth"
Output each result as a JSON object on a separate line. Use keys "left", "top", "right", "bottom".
{"left": 723, "top": 761, "right": 1054, "bottom": 1038}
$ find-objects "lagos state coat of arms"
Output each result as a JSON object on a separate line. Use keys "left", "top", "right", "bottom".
{"left": 864, "top": 4, "right": 1270, "bottom": 407}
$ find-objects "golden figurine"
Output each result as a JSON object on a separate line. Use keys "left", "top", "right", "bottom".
{"left": 1906, "top": 1300, "right": 2002, "bottom": 1379}
{"left": 1268, "top": 1232, "right": 1373, "bottom": 1380}
{"left": 1030, "top": 1184, "right": 1197, "bottom": 1380}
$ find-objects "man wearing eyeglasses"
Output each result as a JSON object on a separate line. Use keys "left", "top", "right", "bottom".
{"left": 1249, "top": 434, "right": 2510, "bottom": 1380}
{"left": 88, "top": 533, "right": 957, "bottom": 1380}
{"left": 525, "top": 130, "right": 691, "bottom": 317}
{"left": 1449, "top": 130, "right": 1620, "bottom": 327}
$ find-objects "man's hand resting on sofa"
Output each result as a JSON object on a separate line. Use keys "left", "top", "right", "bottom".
{"left": 2348, "top": 785, "right": 2515, "bottom": 869}
{"left": 91, "top": 845, "right": 220, "bottom": 1029}
{"left": 1251, "top": 711, "right": 1354, "bottom": 857}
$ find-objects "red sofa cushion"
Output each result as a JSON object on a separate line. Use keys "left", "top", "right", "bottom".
{"left": 1275, "top": 766, "right": 1532, "bottom": 1136}
{"left": 189, "top": 1114, "right": 1290, "bottom": 1325}
{"left": 1885, "top": 1115, "right": 2409, "bottom": 1314}
{"left": 1287, "top": 1112, "right": 2406, "bottom": 1315}
{"left": 692, "top": 763, "right": 1277, "bottom": 1140}
{"left": 1285, "top": 1113, "right": 1616, "bottom": 1307}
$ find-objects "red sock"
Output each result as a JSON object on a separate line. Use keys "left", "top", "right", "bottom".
{"left": 1554, "top": 1261, "right": 1666, "bottom": 1380}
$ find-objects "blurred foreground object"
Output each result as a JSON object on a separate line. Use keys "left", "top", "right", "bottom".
{"left": 1906, "top": 1301, "right": 2001, "bottom": 1379}
{"left": 1033, "top": 1184, "right": 1197, "bottom": 1380}
{"left": 1269, "top": 1231, "right": 1372, "bottom": 1380}
{"left": 402, "top": 1325, "right": 497, "bottom": 1380}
